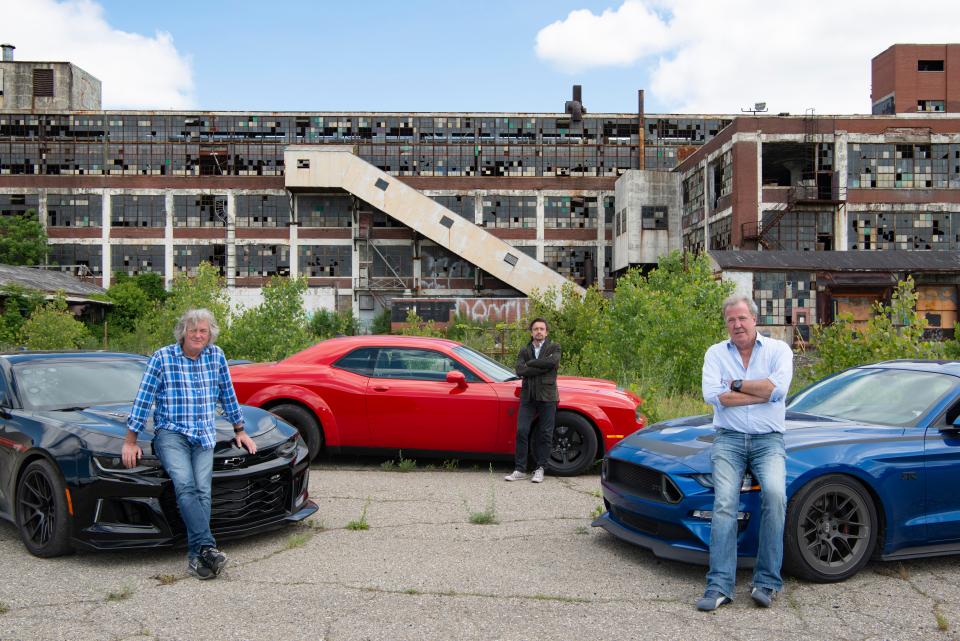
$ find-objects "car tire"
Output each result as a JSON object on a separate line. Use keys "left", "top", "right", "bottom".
{"left": 548, "top": 412, "right": 598, "bottom": 477}
{"left": 270, "top": 404, "right": 323, "bottom": 461}
{"left": 16, "top": 459, "right": 73, "bottom": 558}
{"left": 783, "top": 474, "right": 878, "bottom": 583}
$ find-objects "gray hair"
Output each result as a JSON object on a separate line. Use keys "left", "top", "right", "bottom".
{"left": 174, "top": 308, "right": 220, "bottom": 345}
{"left": 722, "top": 294, "right": 758, "bottom": 318}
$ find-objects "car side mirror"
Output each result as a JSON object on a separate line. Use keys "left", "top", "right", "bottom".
{"left": 446, "top": 370, "right": 467, "bottom": 387}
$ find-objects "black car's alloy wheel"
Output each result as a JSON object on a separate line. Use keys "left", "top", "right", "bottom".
{"left": 548, "top": 412, "right": 598, "bottom": 477}
{"left": 783, "top": 474, "right": 877, "bottom": 582}
{"left": 16, "top": 459, "right": 73, "bottom": 558}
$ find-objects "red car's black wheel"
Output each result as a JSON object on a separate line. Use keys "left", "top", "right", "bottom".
{"left": 16, "top": 459, "right": 73, "bottom": 558}
{"left": 549, "top": 412, "right": 598, "bottom": 477}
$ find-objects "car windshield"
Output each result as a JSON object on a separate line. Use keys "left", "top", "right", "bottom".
{"left": 787, "top": 366, "right": 958, "bottom": 427}
{"left": 14, "top": 359, "right": 147, "bottom": 411}
{"left": 452, "top": 345, "right": 517, "bottom": 382}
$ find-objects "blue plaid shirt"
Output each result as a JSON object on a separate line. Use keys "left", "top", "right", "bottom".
{"left": 126, "top": 342, "right": 244, "bottom": 449}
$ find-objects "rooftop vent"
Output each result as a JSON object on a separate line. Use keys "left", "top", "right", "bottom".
{"left": 1, "top": 44, "right": 14, "bottom": 62}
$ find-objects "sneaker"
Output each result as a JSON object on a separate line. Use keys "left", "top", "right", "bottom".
{"left": 188, "top": 556, "right": 214, "bottom": 581}
{"left": 200, "top": 546, "right": 228, "bottom": 576}
{"left": 696, "top": 589, "right": 732, "bottom": 611}
{"left": 751, "top": 586, "right": 776, "bottom": 608}
{"left": 531, "top": 467, "right": 545, "bottom": 483}
{"left": 504, "top": 470, "right": 528, "bottom": 481}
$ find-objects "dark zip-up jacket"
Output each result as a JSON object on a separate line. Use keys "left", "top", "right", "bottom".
{"left": 515, "top": 339, "right": 561, "bottom": 402}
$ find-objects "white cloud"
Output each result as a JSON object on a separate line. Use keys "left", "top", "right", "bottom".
{"left": 1, "top": 0, "right": 195, "bottom": 109}
{"left": 536, "top": 0, "right": 960, "bottom": 114}
{"left": 535, "top": 1, "right": 671, "bottom": 72}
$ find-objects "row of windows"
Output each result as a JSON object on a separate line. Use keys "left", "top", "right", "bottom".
{"left": 49, "top": 242, "right": 611, "bottom": 281}
{"left": 0, "top": 114, "right": 728, "bottom": 145}
{"left": 848, "top": 143, "right": 960, "bottom": 188}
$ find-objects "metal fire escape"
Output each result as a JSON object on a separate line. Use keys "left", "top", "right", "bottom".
{"left": 742, "top": 111, "right": 843, "bottom": 250}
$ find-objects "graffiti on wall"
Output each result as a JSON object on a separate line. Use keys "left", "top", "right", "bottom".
{"left": 456, "top": 298, "right": 530, "bottom": 324}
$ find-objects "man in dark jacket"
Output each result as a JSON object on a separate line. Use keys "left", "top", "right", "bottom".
{"left": 505, "top": 317, "right": 561, "bottom": 483}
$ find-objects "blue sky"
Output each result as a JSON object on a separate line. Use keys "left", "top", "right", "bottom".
{"left": 6, "top": 0, "right": 960, "bottom": 114}
{"left": 92, "top": 0, "right": 645, "bottom": 112}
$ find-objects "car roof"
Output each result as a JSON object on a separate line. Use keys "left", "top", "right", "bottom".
{"left": 862, "top": 359, "right": 960, "bottom": 377}
{"left": 0, "top": 351, "right": 146, "bottom": 366}
{"left": 283, "top": 335, "right": 464, "bottom": 363}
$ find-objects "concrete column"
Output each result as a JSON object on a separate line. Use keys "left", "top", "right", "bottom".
{"left": 288, "top": 218, "right": 299, "bottom": 279}
{"left": 473, "top": 190, "right": 482, "bottom": 225}
{"left": 225, "top": 191, "right": 236, "bottom": 287}
{"left": 701, "top": 163, "right": 711, "bottom": 250}
{"left": 834, "top": 132, "right": 849, "bottom": 251}
{"left": 596, "top": 191, "right": 606, "bottom": 289}
{"left": 101, "top": 191, "right": 111, "bottom": 288}
{"left": 38, "top": 190, "right": 48, "bottom": 231}
{"left": 536, "top": 191, "right": 545, "bottom": 261}
{"left": 164, "top": 192, "right": 175, "bottom": 289}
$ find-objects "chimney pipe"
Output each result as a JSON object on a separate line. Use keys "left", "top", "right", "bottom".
{"left": 1, "top": 44, "right": 14, "bottom": 62}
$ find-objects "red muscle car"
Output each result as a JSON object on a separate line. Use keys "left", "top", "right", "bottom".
{"left": 230, "top": 336, "right": 644, "bottom": 475}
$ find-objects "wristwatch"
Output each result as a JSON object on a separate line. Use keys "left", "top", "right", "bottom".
{"left": 731, "top": 379, "right": 743, "bottom": 392}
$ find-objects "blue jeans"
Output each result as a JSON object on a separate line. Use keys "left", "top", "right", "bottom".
{"left": 154, "top": 429, "right": 215, "bottom": 559}
{"left": 706, "top": 429, "right": 786, "bottom": 598}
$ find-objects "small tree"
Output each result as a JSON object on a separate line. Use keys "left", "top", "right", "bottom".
{"left": 106, "top": 280, "right": 154, "bottom": 333}
{"left": 370, "top": 309, "right": 392, "bottom": 335}
{"left": 0, "top": 210, "right": 48, "bottom": 265}
{"left": 310, "top": 308, "right": 359, "bottom": 339}
{"left": 134, "top": 262, "right": 230, "bottom": 353}
{"left": 398, "top": 309, "right": 445, "bottom": 337}
{"left": 220, "top": 276, "right": 314, "bottom": 362}
{"left": 19, "top": 295, "right": 92, "bottom": 349}
{"left": 808, "top": 276, "right": 943, "bottom": 381}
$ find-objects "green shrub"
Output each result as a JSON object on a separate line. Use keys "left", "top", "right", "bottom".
{"left": 19, "top": 295, "right": 92, "bottom": 349}
{"left": 310, "top": 308, "right": 359, "bottom": 339}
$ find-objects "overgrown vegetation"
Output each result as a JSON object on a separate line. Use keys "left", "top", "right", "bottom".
{"left": 346, "top": 498, "right": 372, "bottom": 530}
{"left": 465, "top": 465, "right": 499, "bottom": 525}
{"left": 801, "top": 277, "right": 958, "bottom": 386}
{"left": 0, "top": 209, "right": 48, "bottom": 265}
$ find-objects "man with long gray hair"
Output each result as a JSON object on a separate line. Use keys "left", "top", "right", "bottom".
{"left": 122, "top": 308, "right": 256, "bottom": 580}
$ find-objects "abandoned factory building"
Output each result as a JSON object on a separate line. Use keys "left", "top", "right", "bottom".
{"left": 0, "top": 42, "right": 959, "bottom": 335}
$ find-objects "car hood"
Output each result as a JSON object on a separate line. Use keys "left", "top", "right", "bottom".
{"left": 613, "top": 411, "right": 888, "bottom": 474}
{"left": 34, "top": 403, "right": 281, "bottom": 446}
{"left": 556, "top": 376, "right": 621, "bottom": 392}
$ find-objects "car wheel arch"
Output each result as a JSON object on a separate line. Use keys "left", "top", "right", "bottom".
{"left": 14, "top": 452, "right": 75, "bottom": 556}
{"left": 247, "top": 386, "right": 340, "bottom": 444}
{"left": 786, "top": 464, "right": 889, "bottom": 545}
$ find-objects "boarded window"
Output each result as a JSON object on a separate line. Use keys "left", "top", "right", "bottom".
{"left": 33, "top": 68, "right": 54, "bottom": 97}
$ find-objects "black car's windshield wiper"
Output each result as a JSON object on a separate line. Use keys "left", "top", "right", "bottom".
{"left": 52, "top": 406, "right": 90, "bottom": 412}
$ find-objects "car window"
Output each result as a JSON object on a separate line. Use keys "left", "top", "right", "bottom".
{"left": 452, "top": 345, "right": 517, "bottom": 382}
{"left": 14, "top": 359, "right": 147, "bottom": 411}
{"left": 333, "top": 347, "right": 378, "bottom": 377}
{"left": 372, "top": 348, "right": 481, "bottom": 382}
{"left": 788, "top": 367, "right": 958, "bottom": 427}
{"left": 0, "top": 368, "right": 13, "bottom": 407}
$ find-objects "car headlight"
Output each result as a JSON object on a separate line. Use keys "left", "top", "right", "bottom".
{"left": 276, "top": 433, "right": 301, "bottom": 458}
{"left": 93, "top": 455, "right": 162, "bottom": 474}
{"left": 692, "top": 473, "right": 759, "bottom": 492}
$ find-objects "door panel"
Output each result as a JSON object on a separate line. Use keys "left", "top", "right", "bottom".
{"left": 365, "top": 348, "right": 498, "bottom": 452}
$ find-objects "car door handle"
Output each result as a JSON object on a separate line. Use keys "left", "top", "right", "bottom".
{"left": 372, "top": 385, "right": 391, "bottom": 392}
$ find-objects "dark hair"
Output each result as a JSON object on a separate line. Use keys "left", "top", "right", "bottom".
{"left": 528, "top": 317, "right": 549, "bottom": 331}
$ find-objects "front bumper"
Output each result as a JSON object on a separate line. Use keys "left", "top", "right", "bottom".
{"left": 70, "top": 449, "right": 317, "bottom": 552}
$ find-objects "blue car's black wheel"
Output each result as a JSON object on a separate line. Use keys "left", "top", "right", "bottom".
{"left": 16, "top": 459, "right": 73, "bottom": 558}
{"left": 783, "top": 474, "right": 877, "bottom": 583}
{"left": 548, "top": 412, "right": 598, "bottom": 477}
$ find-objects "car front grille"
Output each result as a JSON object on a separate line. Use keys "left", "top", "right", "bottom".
{"left": 160, "top": 469, "right": 291, "bottom": 536}
{"left": 609, "top": 505, "right": 696, "bottom": 542}
{"left": 607, "top": 459, "right": 683, "bottom": 503}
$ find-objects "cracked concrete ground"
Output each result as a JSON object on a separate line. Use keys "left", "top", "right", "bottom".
{"left": 1, "top": 461, "right": 958, "bottom": 641}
